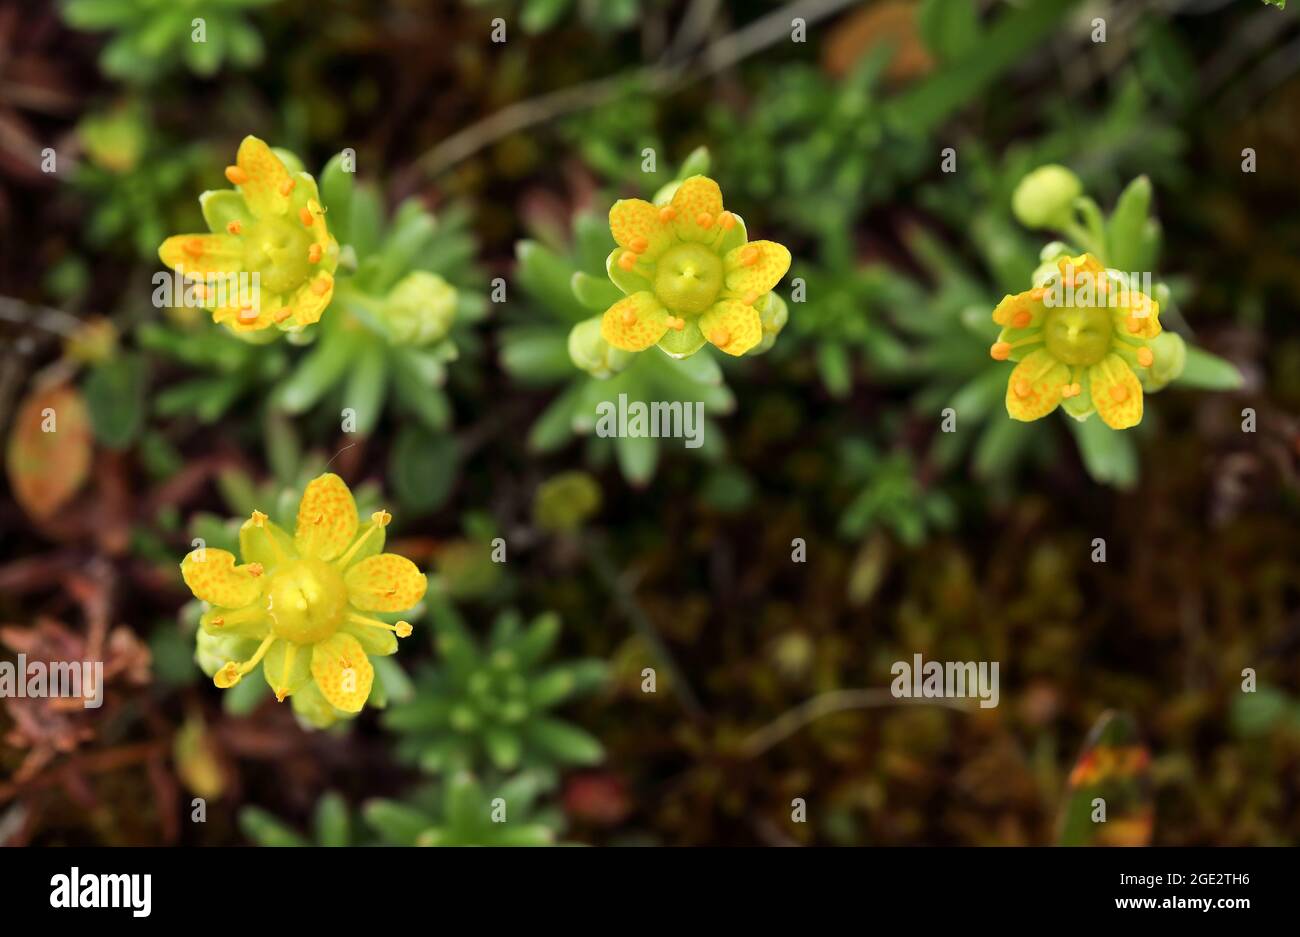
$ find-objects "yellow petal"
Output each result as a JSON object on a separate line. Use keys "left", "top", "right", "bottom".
{"left": 599, "top": 292, "right": 669, "bottom": 351}
{"left": 344, "top": 553, "right": 428, "bottom": 612}
{"left": 1114, "top": 291, "right": 1161, "bottom": 340}
{"left": 699, "top": 299, "right": 763, "bottom": 357}
{"left": 1089, "top": 353, "right": 1144, "bottom": 429}
{"left": 723, "top": 240, "right": 791, "bottom": 297}
{"left": 1004, "top": 348, "right": 1070, "bottom": 422}
{"left": 310, "top": 633, "right": 373, "bottom": 713}
{"left": 294, "top": 473, "right": 358, "bottom": 561}
{"left": 285, "top": 271, "right": 335, "bottom": 328}
{"left": 669, "top": 175, "right": 723, "bottom": 242}
{"left": 159, "top": 234, "right": 243, "bottom": 278}
{"left": 608, "top": 198, "right": 672, "bottom": 260}
{"left": 991, "top": 289, "right": 1047, "bottom": 329}
{"left": 181, "top": 548, "right": 264, "bottom": 608}
{"left": 234, "top": 135, "right": 294, "bottom": 219}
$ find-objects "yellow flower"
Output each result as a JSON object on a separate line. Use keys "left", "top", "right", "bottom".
{"left": 158, "top": 135, "right": 338, "bottom": 334}
{"left": 990, "top": 254, "right": 1161, "bottom": 430}
{"left": 182, "top": 474, "right": 425, "bottom": 725}
{"left": 601, "top": 175, "right": 791, "bottom": 358}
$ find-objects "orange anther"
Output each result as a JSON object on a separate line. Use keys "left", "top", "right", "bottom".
{"left": 718, "top": 212, "right": 736, "bottom": 230}
{"left": 659, "top": 207, "right": 677, "bottom": 222}
{"left": 1014, "top": 379, "right": 1032, "bottom": 398}
{"left": 618, "top": 251, "right": 637, "bottom": 271}
{"left": 299, "top": 206, "right": 315, "bottom": 227}
{"left": 629, "top": 236, "right": 648, "bottom": 253}
{"left": 1012, "top": 310, "right": 1032, "bottom": 328}
{"left": 696, "top": 212, "right": 714, "bottom": 228}
{"left": 710, "top": 329, "right": 730, "bottom": 347}
{"left": 622, "top": 310, "right": 637, "bottom": 326}
{"left": 280, "top": 178, "right": 296, "bottom": 196}
{"left": 990, "top": 342, "right": 1012, "bottom": 361}
{"left": 1109, "top": 385, "right": 1129, "bottom": 403}
{"left": 1136, "top": 347, "right": 1154, "bottom": 367}
{"left": 307, "top": 243, "right": 323, "bottom": 264}
{"left": 311, "top": 277, "right": 330, "bottom": 296}
{"left": 224, "top": 165, "right": 248, "bottom": 185}
{"left": 226, "top": 220, "right": 242, "bottom": 236}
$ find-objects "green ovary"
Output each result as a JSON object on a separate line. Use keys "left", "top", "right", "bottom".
{"left": 266, "top": 558, "right": 348, "bottom": 644}
{"left": 1043, "top": 304, "right": 1113, "bottom": 366}
{"left": 653, "top": 242, "right": 723, "bottom": 315}
{"left": 242, "top": 217, "right": 313, "bottom": 295}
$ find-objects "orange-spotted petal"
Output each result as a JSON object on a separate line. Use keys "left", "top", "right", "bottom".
{"left": 159, "top": 234, "right": 243, "bottom": 278}
{"left": 1115, "top": 291, "right": 1161, "bottom": 340}
{"left": 599, "top": 292, "right": 670, "bottom": 351}
{"left": 285, "top": 271, "right": 335, "bottom": 328}
{"left": 669, "top": 176, "right": 723, "bottom": 242}
{"left": 699, "top": 299, "right": 763, "bottom": 357}
{"left": 723, "top": 240, "right": 791, "bottom": 297}
{"left": 1089, "top": 353, "right": 1144, "bottom": 429}
{"left": 294, "top": 473, "right": 358, "bottom": 561}
{"left": 608, "top": 198, "right": 671, "bottom": 260}
{"left": 181, "top": 548, "right": 264, "bottom": 609}
{"left": 343, "top": 553, "right": 428, "bottom": 612}
{"left": 1004, "top": 349, "right": 1070, "bottom": 422}
{"left": 234, "top": 135, "right": 294, "bottom": 219}
{"left": 309, "top": 632, "right": 373, "bottom": 713}
{"left": 992, "top": 290, "right": 1048, "bottom": 328}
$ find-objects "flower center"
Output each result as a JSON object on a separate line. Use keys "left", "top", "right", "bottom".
{"left": 1043, "top": 304, "right": 1113, "bottom": 366}
{"left": 653, "top": 243, "right": 723, "bottom": 316}
{"left": 243, "top": 216, "right": 314, "bottom": 296}
{"left": 265, "top": 558, "right": 348, "bottom": 644}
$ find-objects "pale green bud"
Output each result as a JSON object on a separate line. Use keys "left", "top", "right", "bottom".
{"left": 1012, "top": 165, "right": 1083, "bottom": 230}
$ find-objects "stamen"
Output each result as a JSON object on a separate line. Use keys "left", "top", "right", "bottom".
{"left": 710, "top": 328, "right": 731, "bottom": 348}
{"left": 251, "top": 510, "right": 268, "bottom": 528}
{"left": 629, "top": 236, "right": 649, "bottom": 253}
{"left": 666, "top": 316, "right": 685, "bottom": 331}
{"left": 348, "top": 612, "right": 413, "bottom": 638}
{"left": 214, "top": 633, "right": 276, "bottom": 688}
{"left": 1136, "top": 347, "right": 1154, "bottom": 367}
{"left": 742, "top": 291, "right": 759, "bottom": 306}
{"left": 226, "top": 220, "right": 242, "bottom": 236}
{"left": 274, "top": 307, "right": 293, "bottom": 323}
{"left": 299, "top": 206, "right": 315, "bottom": 228}
{"left": 1012, "top": 309, "right": 1032, "bottom": 328}
{"left": 618, "top": 251, "right": 638, "bottom": 272}
{"left": 307, "top": 243, "right": 323, "bottom": 264}
{"left": 739, "top": 246, "right": 760, "bottom": 267}
{"left": 224, "top": 165, "right": 248, "bottom": 185}
{"left": 211, "top": 616, "right": 225, "bottom": 628}
{"left": 334, "top": 511, "right": 391, "bottom": 568}
{"left": 247, "top": 562, "right": 264, "bottom": 577}
{"left": 990, "top": 342, "right": 1012, "bottom": 361}
{"left": 1014, "top": 378, "right": 1033, "bottom": 398}
{"left": 275, "top": 642, "right": 298, "bottom": 702}
{"left": 280, "top": 178, "right": 296, "bottom": 196}
{"left": 1126, "top": 317, "right": 1142, "bottom": 334}
{"left": 621, "top": 309, "right": 638, "bottom": 326}
{"left": 238, "top": 307, "right": 259, "bottom": 323}
{"left": 1109, "top": 385, "right": 1129, "bottom": 403}
{"left": 183, "top": 238, "right": 204, "bottom": 258}
{"left": 717, "top": 212, "right": 736, "bottom": 231}
{"left": 696, "top": 212, "right": 714, "bottom": 229}
{"left": 311, "top": 277, "right": 330, "bottom": 296}
{"left": 659, "top": 207, "right": 677, "bottom": 223}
